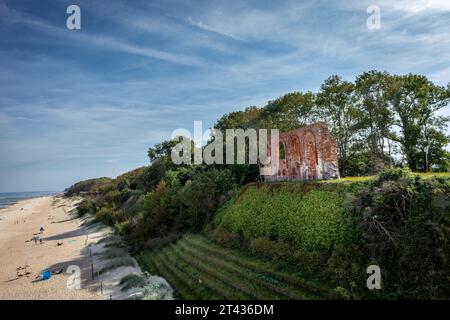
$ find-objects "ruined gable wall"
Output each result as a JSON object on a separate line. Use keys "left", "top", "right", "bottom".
{"left": 265, "top": 122, "right": 339, "bottom": 181}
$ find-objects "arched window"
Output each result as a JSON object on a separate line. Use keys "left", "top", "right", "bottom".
{"left": 289, "top": 136, "right": 301, "bottom": 160}
{"left": 279, "top": 143, "right": 286, "bottom": 160}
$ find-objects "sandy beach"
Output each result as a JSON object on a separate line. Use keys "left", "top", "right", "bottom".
{"left": 0, "top": 195, "right": 99, "bottom": 299}
{"left": 0, "top": 195, "right": 173, "bottom": 300}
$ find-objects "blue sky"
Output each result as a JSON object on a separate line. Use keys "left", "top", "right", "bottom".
{"left": 0, "top": 0, "right": 449, "bottom": 192}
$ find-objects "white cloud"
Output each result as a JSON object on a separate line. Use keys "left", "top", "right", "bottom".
{"left": 382, "top": 0, "right": 450, "bottom": 13}
{"left": 187, "top": 16, "right": 245, "bottom": 41}
{"left": 0, "top": 3, "right": 207, "bottom": 67}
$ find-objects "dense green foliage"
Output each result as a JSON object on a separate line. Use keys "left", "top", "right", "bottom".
{"left": 211, "top": 183, "right": 354, "bottom": 250}
{"left": 66, "top": 162, "right": 239, "bottom": 249}
{"left": 65, "top": 70, "right": 450, "bottom": 300}
{"left": 214, "top": 71, "right": 450, "bottom": 176}
{"left": 350, "top": 168, "right": 450, "bottom": 298}
{"left": 120, "top": 274, "right": 147, "bottom": 292}
{"left": 64, "top": 177, "right": 112, "bottom": 196}
{"left": 206, "top": 169, "right": 450, "bottom": 299}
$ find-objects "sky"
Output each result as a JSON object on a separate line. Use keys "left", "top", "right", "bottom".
{"left": 0, "top": 0, "right": 449, "bottom": 192}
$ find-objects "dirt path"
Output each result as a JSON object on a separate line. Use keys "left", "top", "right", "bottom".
{"left": 0, "top": 195, "right": 98, "bottom": 300}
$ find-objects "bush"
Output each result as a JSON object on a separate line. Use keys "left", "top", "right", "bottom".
{"left": 324, "top": 244, "right": 367, "bottom": 298}
{"left": 293, "top": 248, "right": 328, "bottom": 274}
{"left": 143, "top": 234, "right": 183, "bottom": 250}
{"left": 95, "top": 207, "right": 116, "bottom": 225}
{"left": 120, "top": 274, "right": 146, "bottom": 291}
{"left": 99, "top": 247, "right": 129, "bottom": 260}
{"left": 115, "top": 219, "right": 133, "bottom": 236}
{"left": 76, "top": 199, "right": 97, "bottom": 217}
{"left": 208, "top": 226, "right": 243, "bottom": 249}
{"left": 65, "top": 177, "right": 112, "bottom": 196}
{"left": 350, "top": 168, "right": 450, "bottom": 298}
{"left": 376, "top": 167, "right": 412, "bottom": 183}
{"left": 249, "top": 237, "right": 293, "bottom": 262}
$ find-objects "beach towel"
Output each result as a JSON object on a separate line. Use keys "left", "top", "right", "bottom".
{"left": 42, "top": 271, "right": 52, "bottom": 280}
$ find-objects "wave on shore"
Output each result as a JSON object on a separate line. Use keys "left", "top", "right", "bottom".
{"left": 0, "top": 191, "right": 59, "bottom": 209}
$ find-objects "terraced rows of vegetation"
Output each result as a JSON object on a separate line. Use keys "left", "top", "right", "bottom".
{"left": 137, "top": 234, "right": 339, "bottom": 300}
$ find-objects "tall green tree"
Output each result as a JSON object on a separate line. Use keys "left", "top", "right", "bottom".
{"left": 355, "top": 71, "right": 395, "bottom": 172}
{"left": 316, "top": 75, "right": 362, "bottom": 176}
{"left": 388, "top": 74, "right": 450, "bottom": 171}
{"left": 259, "top": 92, "right": 316, "bottom": 131}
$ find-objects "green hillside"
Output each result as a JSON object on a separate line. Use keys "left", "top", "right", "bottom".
{"left": 65, "top": 69, "right": 450, "bottom": 300}
{"left": 135, "top": 171, "right": 450, "bottom": 300}
{"left": 211, "top": 182, "right": 355, "bottom": 250}
{"left": 137, "top": 234, "right": 340, "bottom": 300}
{"left": 211, "top": 172, "right": 450, "bottom": 251}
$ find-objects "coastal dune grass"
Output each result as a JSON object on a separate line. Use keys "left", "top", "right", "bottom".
{"left": 99, "top": 256, "right": 136, "bottom": 275}
{"left": 120, "top": 274, "right": 146, "bottom": 292}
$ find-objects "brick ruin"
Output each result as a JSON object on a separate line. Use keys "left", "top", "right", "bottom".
{"left": 264, "top": 122, "right": 340, "bottom": 181}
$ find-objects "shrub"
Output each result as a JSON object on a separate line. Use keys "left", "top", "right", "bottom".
{"left": 65, "top": 177, "right": 112, "bottom": 196}
{"left": 95, "top": 207, "right": 117, "bottom": 226}
{"left": 99, "top": 247, "right": 129, "bottom": 260}
{"left": 208, "top": 226, "right": 242, "bottom": 249}
{"left": 350, "top": 169, "right": 450, "bottom": 298}
{"left": 249, "top": 237, "right": 293, "bottom": 262}
{"left": 143, "top": 234, "right": 183, "bottom": 250}
{"left": 115, "top": 219, "right": 133, "bottom": 236}
{"left": 324, "top": 244, "right": 367, "bottom": 298}
{"left": 376, "top": 167, "right": 412, "bottom": 183}
{"left": 76, "top": 199, "right": 97, "bottom": 217}
{"left": 293, "top": 248, "right": 328, "bottom": 274}
{"left": 120, "top": 274, "right": 146, "bottom": 291}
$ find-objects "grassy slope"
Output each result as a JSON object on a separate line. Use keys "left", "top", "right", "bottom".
{"left": 137, "top": 234, "right": 338, "bottom": 300}
{"left": 137, "top": 172, "right": 450, "bottom": 300}
{"left": 212, "top": 182, "right": 357, "bottom": 250}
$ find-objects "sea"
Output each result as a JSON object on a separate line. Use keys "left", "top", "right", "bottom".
{"left": 0, "top": 191, "right": 59, "bottom": 209}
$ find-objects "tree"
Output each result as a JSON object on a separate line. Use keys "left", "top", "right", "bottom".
{"left": 214, "top": 106, "right": 262, "bottom": 131}
{"left": 355, "top": 71, "right": 396, "bottom": 173}
{"left": 259, "top": 92, "right": 316, "bottom": 131}
{"left": 316, "top": 75, "right": 362, "bottom": 176}
{"left": 147, "top": 140, "right": 179, "bottom": 163}
{"left": 388, "top": 74, "right": 450, "bottom": 171}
